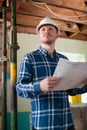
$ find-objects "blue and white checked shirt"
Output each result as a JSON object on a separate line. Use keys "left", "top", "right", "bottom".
{"left": 16, "top": 46, "right": 87, "bottom": 130}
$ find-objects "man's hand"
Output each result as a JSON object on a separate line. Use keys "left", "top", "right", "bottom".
{"left": 40, "top": 77, "right": 61, "bottom": 92}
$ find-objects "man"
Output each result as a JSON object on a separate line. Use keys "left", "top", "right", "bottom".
{"left": 16, "top": 17, "right": 87, "bottom": 130}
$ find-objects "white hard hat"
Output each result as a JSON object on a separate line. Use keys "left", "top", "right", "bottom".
{"left": 36, "top": 17, "right": 58, "bottom": 33}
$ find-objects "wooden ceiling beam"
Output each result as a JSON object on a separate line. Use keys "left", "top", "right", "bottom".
{"left": 80, "top": 25, "right": 87, "bottom": 34}
{"left": 69, "top": 32, "right": 87, "bottom": 40}
{"left": 81, "top": 28, "right": 87, "bottom": 34}
{"left": 58, "top": 31, "right": 68, "bottom": 38}
{"left": 17, "top": 1, "right": 87, "bottom": 24}
{"left": 32, "top": 0, "right": 87, "bottom": 13}
{"left": 17, "top": 25, "right": 36, "bottom": 34}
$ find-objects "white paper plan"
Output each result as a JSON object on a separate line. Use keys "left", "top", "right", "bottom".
{"left": 53, "top": 58, "right": 87, "bottom": 91}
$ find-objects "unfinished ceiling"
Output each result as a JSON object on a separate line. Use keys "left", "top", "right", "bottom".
{"left": 1, "top": 0, "right": 87, "bottom": 41}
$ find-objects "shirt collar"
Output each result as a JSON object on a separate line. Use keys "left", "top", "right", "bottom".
{"left": 38, "top": 46, "right": 56, "bottom": 56}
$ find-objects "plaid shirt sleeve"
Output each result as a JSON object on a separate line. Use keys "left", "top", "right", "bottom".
{"left": 16, "top": 53, "right": 42, "bottom": 98}
{"left": 67, "top": 85, "right": 87, "bottom": 96}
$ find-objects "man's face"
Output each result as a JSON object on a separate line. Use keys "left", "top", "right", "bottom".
{"left": 38, "top": 25, "right": 58, "bottom": 45}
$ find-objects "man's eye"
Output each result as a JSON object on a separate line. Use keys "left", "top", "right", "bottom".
{"left": 41, "top": 28, "right": 45, "bottom": 31}
{"left": 49, "top": 28, "right": 53, "bottom": 31}
{"left": 40, "top": 27, "right": 54, "bottom": 32}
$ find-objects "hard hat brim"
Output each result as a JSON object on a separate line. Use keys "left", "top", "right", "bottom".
{"left": 36, "top": 24, "right": 58, "bottom": 33}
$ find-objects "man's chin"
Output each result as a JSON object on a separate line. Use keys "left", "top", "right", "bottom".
{"left": 43, "top": 41, "right": 53, "bottom": 45}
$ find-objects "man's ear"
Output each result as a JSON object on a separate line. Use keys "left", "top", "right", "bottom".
{"left": 56, "top": 33, "right": 59, "bottom": 39}
{"left": 37, "top": 32, "right": 39, "bottom": 37}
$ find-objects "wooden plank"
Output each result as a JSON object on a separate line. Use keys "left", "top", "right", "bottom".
{"left": 69, "top": 33, "right": 87, "bottom": 40}
{"left": 17, "top": 25, "right": 36, "bottom": 34}
{"left": 63, "top": 0, "right": 86, "bottom": 9}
